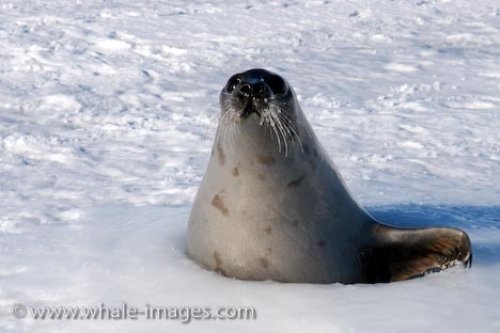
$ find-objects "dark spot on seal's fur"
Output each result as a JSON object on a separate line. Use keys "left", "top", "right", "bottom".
{"left": 292, "top": 219, "right": 299, "bottom": 227}
{"left": 287, "top": 174, "right": 305, "bottom": 188}
{"left": 258, "top": 174, "right": 266, "bottom": 180}
{"left": 213, "top": 250, "right": 223, "bottom": 266}
{"left": 257, "top": 154, "right": 275, "bottom": 165}
{"left": 217, "top": 145, "right": 225, "bottom": 165}
{"left": 211, "top": 194, "right": 229, "bottom": 216}
{"left": 232, "top": 167, "right": 239, "bottom": 176}
{"left": 267, "top": 247, "right": 272, "bottom": 253}
{"left": 213, "top": 250, "right": 227, "bottom": 276}
{"left": 317, "top": 240, "right": 326, "bottom": 247}
{"left": 259, "top": 257, "right": 269, "bottom": 269}
{"left": 265, "top": 226, "right": 272, "bottom": 235}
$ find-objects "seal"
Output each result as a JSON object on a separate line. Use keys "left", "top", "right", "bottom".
{"left": 186, "top": 68, "right": 472, "bottom": 283}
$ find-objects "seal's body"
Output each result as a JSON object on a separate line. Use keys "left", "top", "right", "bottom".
{"left": 186, "top": 69, "right": 471, "bottom": 283}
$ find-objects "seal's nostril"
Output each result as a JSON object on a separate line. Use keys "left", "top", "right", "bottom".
{"left": 249, "top": 81, "right": 267, "bottom": 97}
{"left": 236, "top": 81, "right": 268, "bottom": 98}
{"left": 238, "top": 83, "right": 251, "bottom": 96}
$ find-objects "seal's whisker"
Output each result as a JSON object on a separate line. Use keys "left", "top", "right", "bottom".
{"left": 270, "top": 112, "right": 284, "bottom": 154}
{"left": 262, "top": 114, "right": 272, "bottom": 141}
{"left": 278, "top": 111, "right": 303, "bottom": 152}
{"left": 271, "top": 109, "right": 289, "bottom": 156}
{"left": 229, "top": 120, "right": 239, "bottom": 152}
{"left": 228, "top": 116, "right": 238, "bottom": 152}
{"left": 278, "top": 112, "right": 300, "bottom": 147}
{"left": 265, "top": 109, "right": 283, "bottom": 153}
{"left": 206, "top": 110, "right": 221, "bottom": 140}
{"left": 217, "top": 110, "right": 234, "bottom": 151}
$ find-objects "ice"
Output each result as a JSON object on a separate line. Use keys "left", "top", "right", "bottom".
{"left": 1, "top": 0, "right": 499, "bottom": 332}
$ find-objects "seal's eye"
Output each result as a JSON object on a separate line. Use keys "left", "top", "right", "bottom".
{"left": 226, "top": 75, "right": 241, "bottom": 93}
{"left": 266, "top": 75, "right": 287, "bottom": 95}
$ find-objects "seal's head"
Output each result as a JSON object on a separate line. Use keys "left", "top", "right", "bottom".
{"left": 218, "top": 68, "right": 303, "bottom": 155}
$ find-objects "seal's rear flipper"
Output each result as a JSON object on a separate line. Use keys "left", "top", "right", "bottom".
{"left": 361, "top": 225, "right": 472, "bottom": 283}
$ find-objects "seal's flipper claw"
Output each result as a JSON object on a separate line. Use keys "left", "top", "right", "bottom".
{"left": 361, "top": 225, "right": 472, "bottom": 283}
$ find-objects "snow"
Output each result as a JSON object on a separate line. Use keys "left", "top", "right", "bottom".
{"left": 0, "top": 0, "right": 499, "bottom": 332}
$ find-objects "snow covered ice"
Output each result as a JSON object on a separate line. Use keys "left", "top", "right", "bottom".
{"left": 1, "top": 0, "right": 500, "bottom": 332}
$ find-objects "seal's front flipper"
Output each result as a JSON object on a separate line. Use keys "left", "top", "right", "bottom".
{"left": 361, "top": 225, "right": 472, "bottom": 283}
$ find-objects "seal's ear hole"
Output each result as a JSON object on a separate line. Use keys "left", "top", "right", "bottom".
{"left": 226, "top": 75, "right": 241, "bottom": 93}
{"left": 267, "top": 75, "right": 287, "bottom": 95}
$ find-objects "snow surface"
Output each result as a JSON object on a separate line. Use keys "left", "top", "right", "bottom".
{"left": 1, "top": 0, "right": 499, "bottom": 332}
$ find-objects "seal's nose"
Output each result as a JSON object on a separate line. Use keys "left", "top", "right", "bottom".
{"left": 236, "top": 80, "right": 268, "bottom": 98}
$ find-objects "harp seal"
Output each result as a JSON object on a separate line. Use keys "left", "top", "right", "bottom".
{"left": 186, "top": 68, "right": 472, "bottom": 283}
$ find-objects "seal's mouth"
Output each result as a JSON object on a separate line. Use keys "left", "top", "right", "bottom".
{"left": 241, "top": 98, "right": 263, "bottom": 119}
